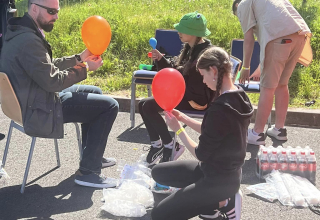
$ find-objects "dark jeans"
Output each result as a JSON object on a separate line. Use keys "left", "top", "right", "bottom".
{"left": 139, "top": 96, "right": 195, "bottom": 145}
{"left": 151, "top": 160, "right": 241, "bottom": 220}
{"left": 59, "top": 85, "right": 119, "bottom": 174}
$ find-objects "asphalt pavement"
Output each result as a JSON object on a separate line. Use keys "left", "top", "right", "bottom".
{"left": 0, "top": 111, "right": 319, "bottom": 220}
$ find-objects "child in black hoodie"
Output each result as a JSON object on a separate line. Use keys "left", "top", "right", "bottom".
{"left": 151, "top": 47, "right": 253, "bottom": 220}
{"left": 139, "top": 11, "right": 213, "bottom": 165}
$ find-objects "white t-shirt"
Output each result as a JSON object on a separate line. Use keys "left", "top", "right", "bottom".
{"left": 237, "top": 0, "right": 311, "bottom": 70}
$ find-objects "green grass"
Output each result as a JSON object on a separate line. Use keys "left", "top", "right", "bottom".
{"left": 15, "top": 0, "right": 320, "bottom": 108}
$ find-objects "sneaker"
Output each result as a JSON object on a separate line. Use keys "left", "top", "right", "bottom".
{"left": 219, "top": 190, "right": 243, "bottom": 220}
{"left": 266, "top": 125, "right": 287, "bottom": 141}
{"left": 74, "top": 171, "right": 117, "bottom": 188}
{"left": 101, "top": 157, "right": 117, "bottom": 168}
{"left": 247, "top": 128, "right": 265, "bottom": 145}
{"left": 199, "top": 210, "right": 221, "bottom": 219}
{"left": 160, "top": 142, "right": 185, "bottom": 163}
{"left": 145, "top": 145, "right": 164, "bottom": 165}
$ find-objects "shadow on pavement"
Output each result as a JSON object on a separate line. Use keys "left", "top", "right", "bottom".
{"left": 0, "top": 175, "right": 95, "bottom": 220}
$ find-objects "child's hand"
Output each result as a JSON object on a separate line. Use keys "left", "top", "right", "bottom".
{"left": 164, "top": 111, "right": 182, "bottom": 132}
{"left": 151, "top": 49, "right": 163, "bottom": 61}
{"left": 171, "top": 109, "right": 184, "bottom": 121}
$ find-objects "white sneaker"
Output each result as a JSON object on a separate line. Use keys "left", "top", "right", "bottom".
{"left": 266, "top": 125, "right": 287, "bottom": 141}
{"left": 247, "top": 128, "right": 265, "bottom": 145}
{"left": 220, "top": 190, "right": 243, "bottom": 220}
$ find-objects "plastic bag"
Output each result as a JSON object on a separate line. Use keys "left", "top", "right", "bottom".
{"left": 292, "top": 175, "right": 320, "bottom": 206}
{"left": 246, "top": 183, "right": 278, "bottom": 202}
{"left": 265, "top": 170, "right": 293, "bottom": 206}
{"left": 101, "top": 180, "right": 154, "bottom": 217}
{"left": 120, "top": 164, "right": 155, "bottom": 189}
{"left": 0, "top": 160, "right": 9, "bottom": 187}
{"left": 281, "top": 174, "right": 307, "bottom": 207}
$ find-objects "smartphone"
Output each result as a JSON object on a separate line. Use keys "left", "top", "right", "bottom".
{"left": 281, "top": 39, "right": 292, "bottom": 44}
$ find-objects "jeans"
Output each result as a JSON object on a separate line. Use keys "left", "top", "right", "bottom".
{"left": 151, "top": 160, "right": 241, "bottom": 220}
{"left": 139, "top": 96, "right": 195, "bottom": 145}
{"left": 59, "top": 85, "right": 119, "bottom": 174}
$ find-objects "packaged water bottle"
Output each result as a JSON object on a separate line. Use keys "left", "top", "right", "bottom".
{"left": 256, "top": 145, "right": 264, "bottom": 177}
{"left": 297, "top": 151, "right": 307, "bottom": 178}
{"left": 296, "top": 146, "right": 302, "bottom": 155}
{"left": 287, "top": 146, "right": 293, "bottom": 155}
{"left": 267, "top": 146, "right": 274, "bottom": 160}
{"left": 279, "top": 151, "right": 288, "bottom": 173}
{"left": 260, "top": 150, "right": 270, "bottom": 177}
{"left": 277, "top": 146, "right": 283, "bottom": 157}
{"left": 307, "top": 151, "right": 317, "bottom": 185}
{"left": 288, "top": 151, "right": 298, "bottom": 176}
{"left": 304, "top": 146, "right": 312, "bottom": 156}
{"left": 269, "top": 151, "right": 279, "bottom": 171}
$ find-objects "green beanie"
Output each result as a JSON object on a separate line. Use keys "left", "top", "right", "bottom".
{"left": 174, "top": 11, "right": 211, "bottom": 37}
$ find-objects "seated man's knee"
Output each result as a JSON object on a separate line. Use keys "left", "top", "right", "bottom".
{"left": 141, "top": 98, "right": 157, "bottom": 115}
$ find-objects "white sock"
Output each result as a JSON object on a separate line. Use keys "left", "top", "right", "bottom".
{"left": 252, "top": 129, "right": 259, "bottom": 135}
{"left": 151, "top": 139, "right": 162, "bottom": 148}
{"left": 164, "top": 140, "right": 174, "bottom": 149}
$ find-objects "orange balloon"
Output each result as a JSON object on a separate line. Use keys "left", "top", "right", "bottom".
{"left": 81, "top": 16, "right": 112, "bottom": 55}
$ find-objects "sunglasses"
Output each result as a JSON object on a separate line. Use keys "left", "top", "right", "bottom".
{"left": 32, "top": 3, "right": 60, "bottom": 15}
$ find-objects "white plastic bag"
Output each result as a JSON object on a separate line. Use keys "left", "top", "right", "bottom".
{"left": 101, "top": 180, "right": 154, "bottom": 217}
{"left": 292, "top": 175, "right": 320, "bottom": 206}
{"left": 0, "top": 160, "right": 9, "bottom": 187}
{"left": 246, "top": 183, "right": 278, "bottom": 202}
{"left": 281, "top": 174, "right": 307, "bottom": 207}
{"left": 120, "top": 164, "right": 155, "bottom": 189}
{"left": 266, "top": 171, "right": 293, "bottom": 206}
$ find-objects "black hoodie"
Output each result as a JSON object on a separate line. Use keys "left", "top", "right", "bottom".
{"left": 195, "top": 87, "right": 253, "bottom": 176}
{"left": 157, "top": 39, "right": 213, "bottom": 108}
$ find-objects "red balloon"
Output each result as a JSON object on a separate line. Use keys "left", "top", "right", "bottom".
{"left": 152, "top": 68, "right": 186, "bottom": 111}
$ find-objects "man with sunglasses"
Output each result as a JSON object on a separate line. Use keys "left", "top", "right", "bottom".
{"left": 0, "top": 0, "right": 120, "bottom": 189}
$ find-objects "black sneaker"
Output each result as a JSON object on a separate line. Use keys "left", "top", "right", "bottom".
{"left": 266, "top": 125, "right": 287, "bottom": 141}
{"left": 74, "top": 171, "right": 118, "bottom": 188}
{"left": 145, "top": 146, "right": 164, "bottom": 165}
{"left": 101, "top": 157, "right": 117, "bottom": 169}
{"left": 160, "top": 142, "right": 185, "bottom": 163}
{"left": 219, "top": 190, "right": 242, "bottom": 220}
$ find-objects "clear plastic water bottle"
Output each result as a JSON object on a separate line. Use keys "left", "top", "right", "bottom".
{"left": 307, "top": 151, "right": 317, "bottom": 185}
{"left": 260, "top": 150, "right": 270, "bottom": 177}
{"left": 278, "top": 151, "right": 288, "bottom": 173}
{"left": 297, "top": 151, "right": 307, "bottom": 178}
{"left": 296, "top": 146, "right": 302, "bottom": 156}
{"left": 256, "top": 145, "right": 264, "bottom": 178}
{"left": 269, "top": 151, "right": 279, "bottom": 171}
{"left": 288, "top": 150, "right": 298, "bottom": 176}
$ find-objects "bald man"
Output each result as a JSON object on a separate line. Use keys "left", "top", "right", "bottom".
{"left": 0, "top": 0, "right": 119, "bottom": 189}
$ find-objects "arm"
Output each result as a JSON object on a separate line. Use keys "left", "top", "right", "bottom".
{"left": 172, "top": 109, "right": 202, "bottom": 133}
{"left": 164, "top": 111, "right": 198, "bottom": 158}
{"left": 53, "top": 55, "right": 77, "bottom": 71}
{"left": 19, "top": 37, "right": 87, "bottom": 92}
{"left": 239, "top": 28, "right": 255, "bottom": 84}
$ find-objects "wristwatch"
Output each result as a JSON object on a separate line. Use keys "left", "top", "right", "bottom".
{"left": 75, "top": 54, "right": 83, "bottom": 63}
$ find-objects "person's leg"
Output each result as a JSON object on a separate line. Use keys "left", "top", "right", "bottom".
{"left": 60, "top": 88, "right": 119, "bottom": 175}
{"left": 151, "top": 161, "right": 240, "bottom": 220}
{"left": 274, "top": 84, "right": 289, "bottom": 128}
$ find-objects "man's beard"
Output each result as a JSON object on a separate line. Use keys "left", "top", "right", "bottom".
{"left": 37, "top": 15, "right": 55, "bottom": 32}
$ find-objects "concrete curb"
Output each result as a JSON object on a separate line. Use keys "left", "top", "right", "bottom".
{"left": 110, "top": 95, "right": 320, "bottom": 128}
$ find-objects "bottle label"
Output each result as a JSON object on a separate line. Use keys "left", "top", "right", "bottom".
{"left": 260, "top": 162, "right": 269, "bottom": 171}
{"left": 280, "top": 163, "right": 288, "bottom": 171}
{"left": 289, "top": 163, "right": 297, "bottom": 171}
{"left": 270, "top": 162, "right": 278, "bottom": 170}
{"left": 298, "top": 163, "right": 307, "bottom": 172}
{"left": 308, "top": 163, "right": 317, "bottom": 172}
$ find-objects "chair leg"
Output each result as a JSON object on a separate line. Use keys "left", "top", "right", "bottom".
{"left": 2, "top": 120, "right": 14, "bottom": 167}
{"left": 54, "top": 139, "right": 61, "bottom": 167}
{"left": 21, "top": 137, "right": 37, "bottom": 194}
{"left": 74, "top": 123, "right": 82, "bottom": 161}
{"left": 147, "top": 85, "right": 152, "bottom": 97}
{"left": 130, "top": 80, "right": 136, "bottom": 128}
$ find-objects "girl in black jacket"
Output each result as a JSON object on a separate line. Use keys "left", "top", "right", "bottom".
{"left": 139, "top": 11, "right": 213, "bottom": 165}
{"left": 151, "top": 47, "right": 253, "bottom": 220}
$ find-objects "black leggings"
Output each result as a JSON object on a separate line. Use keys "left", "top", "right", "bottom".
{"left": 151, "top": 160, "right": 241, "bottom": 220}
{"left": 139, "top": 96, "right": 196, "bottom": 144}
